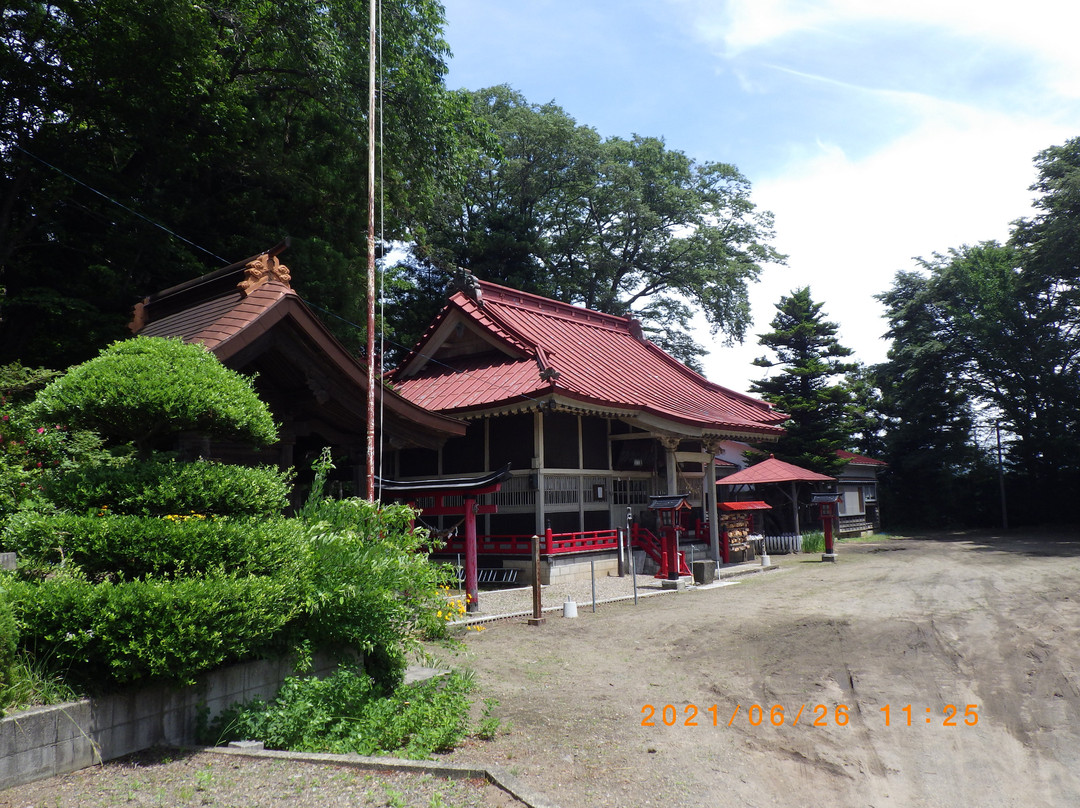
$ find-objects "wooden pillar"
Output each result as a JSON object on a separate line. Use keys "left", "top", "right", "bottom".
{"left": 666, "top": 523, "right": 679, "bottom": 581}
{"left": 464, "top": 496, "right": 479, "bottom": 612}
{"left": 661, "top": 437, "right": 680, "bottom": 495}
{"left": 534, "top": 411, "right": 546, "bottom": 535}
{"left": 791, "top": 481, "right": 801, "bottom": 536}
{"left": 704, "top": 439, "right": 721, "bottom": 565}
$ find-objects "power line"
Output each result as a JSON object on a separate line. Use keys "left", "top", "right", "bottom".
{"left": 11, "top": 143, "right": 231, "bottom": 264}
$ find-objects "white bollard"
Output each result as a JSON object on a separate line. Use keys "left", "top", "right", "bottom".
{"left": 563, "top": 599, "right": 578, "bottom": 618}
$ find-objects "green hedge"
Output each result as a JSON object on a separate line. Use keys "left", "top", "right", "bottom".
{"left": 7, "top": 572, "right": 303, "bottom": 687}
{"left": 28, "top": 337, "right": 278, "bottom": 453}
{"left": 1, "top": 512, "right": 307, "bottom": 580}
{"left": 0, "top": 587, "right": 16, "bottom": 693}
{"left": 43, "top": 460, "right": 292, "bottom": 517}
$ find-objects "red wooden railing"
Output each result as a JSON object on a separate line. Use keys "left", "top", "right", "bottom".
{"left": 438, "top": 529, "right": 620, "bottom": 556}
{"left": 546, "top": 529, "right": 619, "bottom": 554}
{"left": 630, "top": 525, "right": 664, "bottom": 565}
{"left": 439, "top": 534, "right": 536, "bottom": 555}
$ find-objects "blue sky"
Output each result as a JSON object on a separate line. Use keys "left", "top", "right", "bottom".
{"left": 440, "top": 0, "right": 1080, "bottom": 393}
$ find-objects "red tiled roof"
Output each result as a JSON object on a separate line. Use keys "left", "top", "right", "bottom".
{"left": 139, "top": 280, "right": 292, "bottom": 355}
{"left": 717, "top": 456, "right": 835, "bottom": 485}
{"left": 719, "top": 500, "right": 772, "bottom": 511}
{"left": 133, "top": 251, "right": 466, "bottom": 444}
{"left": 393, "top": 280, "right": 785, "bottom": 438}
{"left": 837, "top": 450, "right": 888, "bottom": 466}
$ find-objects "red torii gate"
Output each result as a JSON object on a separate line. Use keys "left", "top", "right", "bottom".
{"left": 376, "top": 464, "right": 511, "bottom": 612}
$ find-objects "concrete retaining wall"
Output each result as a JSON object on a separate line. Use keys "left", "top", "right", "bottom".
{"left": 0, "top": 654, "right": 338, "bottom": 791}
{"left": 504, "top": 551, "right": 620, "bottom": 585}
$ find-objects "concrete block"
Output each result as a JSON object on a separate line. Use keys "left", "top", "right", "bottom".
{"left": 0, "top": 713, "right": 17, "bottom": 758}
{"left": 11, "top": 706, "right": 58, "bottom": 754}
{"left": 134, "top": 714, "right": 163, "bottom": 751}
{"left": 54, "top": 735, "right": 96, "bottom": 772}
{"left": 132, "top": 686, "right": 164, "bottom": 721}
{"left": 228, "top": 740, "right": 265, "bottom": 750}
{"left": 691, "top": 560, "right": 715, "bottom": 585}
{"left": 54, "top": 701, "right": 92, "bottom": 743}
{"left": 0, "top": 552, "right": 16, "bottom": 570}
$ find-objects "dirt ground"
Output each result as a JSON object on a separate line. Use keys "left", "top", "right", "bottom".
{"left": 442, "top": 529, "right": 1080, "bottom": 808}
{"left": 5, "top": 529, "right": 1080, "bottom": 807}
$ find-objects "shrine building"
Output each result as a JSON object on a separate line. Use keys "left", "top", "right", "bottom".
{"left": 385, "top": 275, "right": 786, "bottom": 581}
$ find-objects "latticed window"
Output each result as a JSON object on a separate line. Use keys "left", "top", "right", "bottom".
{"left": 612, "top": 478, "right": 652, "bottom": 505}
{"left": 544, "top": 475, "right": 580, "bottom": 505}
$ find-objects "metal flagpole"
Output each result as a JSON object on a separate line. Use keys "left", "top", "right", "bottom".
{"left": 365, "top": 0, "right": 377, "bottom": 501}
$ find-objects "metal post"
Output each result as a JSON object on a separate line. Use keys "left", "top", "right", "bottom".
{"left": 591, "top": 557, "right": 600, "bottom": 613}
{"left": 996, "top": 421, "right": 1008, "bottom": 530}
{"left": 617, "top": 528, "right": 625, "bottom": 577}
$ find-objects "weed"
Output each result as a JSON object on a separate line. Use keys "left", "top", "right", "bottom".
{"left": 801, "top": 530, "right": 825, "bottom": 554}
{"left": 475, "top": 697, "right": 502, "bottom": 740}
{"left": 195, "top": 766, "right": 214, "bottom": 790}
{"left": 383, "top": 785, "right": 406, "bottom": 808}
{"left": 206, "top": 666, "right": 476, "bottom": 759}
{"left": 0, "top": 652, "right": 79, "bottom": 713}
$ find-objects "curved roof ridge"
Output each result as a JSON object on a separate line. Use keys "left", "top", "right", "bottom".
{"left": 478, "top": 280, "right": 633, "bottom": 332}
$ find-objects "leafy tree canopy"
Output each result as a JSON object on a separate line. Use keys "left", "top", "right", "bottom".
{"left": 400, "top": 86, "right": 785, "bottom": 370}
{"left": 873, "top": 137, "right": 1080, "bottom": 525}
{"left": 748, "top": 287, "right": 856, "bottom": 475}
{"left": 1, "top": 0, "right": 471, "bottom": 368}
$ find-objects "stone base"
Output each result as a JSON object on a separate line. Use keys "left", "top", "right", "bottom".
{"left": 660, "top": 578, "right": 687, "bottom": 590}
{"left": 691, "top": 560, "right": 716, "bottom": 585}
{"left": 821, "top": 553, "right": 838, "bottom": 563}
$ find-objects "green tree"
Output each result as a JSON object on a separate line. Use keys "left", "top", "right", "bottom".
{"left": 841, "top": 362, "right": 887, "bottom": 459}
{"left": 904, "top": 241, "right": 1080, "bottom": 523}
{"left": 29, "top": 336, "right": 277, "bottom": 455}
{"left": 406, "top": 86, "right": 784, "bottom": 369}
{"left": 873, "top": 270, "right": 987, "bottom": 527}
{"left": 1, "top": 0, "right": 470, "bottom": 368}
{"left": 748, "top": 287, "right": 856, "bottom": 475}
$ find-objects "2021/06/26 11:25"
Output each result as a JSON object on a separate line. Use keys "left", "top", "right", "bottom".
{"left": 640, "top": 703, "right": 980, "bottom": 727}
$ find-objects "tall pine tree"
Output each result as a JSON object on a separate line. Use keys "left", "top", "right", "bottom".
{"left": 748, "top": 287, "right": 856, "bottom": 476}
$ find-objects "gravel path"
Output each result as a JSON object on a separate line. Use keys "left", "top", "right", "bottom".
{"left": 457, "top": 558, "right": 769, "bottom": 622}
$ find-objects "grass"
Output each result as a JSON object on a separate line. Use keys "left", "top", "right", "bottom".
{"left": 800, "top": 531, "right": 893, "bottom": 555}
{"left": 2, "top": 653, "right": 81, "bottom": 714}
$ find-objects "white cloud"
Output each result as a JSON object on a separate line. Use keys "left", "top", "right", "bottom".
{"left": 674, "top": 0, "right": 1080, "bottom": 97}
{"left": 701, "top": 109, "right": 1072, "bottom": 393}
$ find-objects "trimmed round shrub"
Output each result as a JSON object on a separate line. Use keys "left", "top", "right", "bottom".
{"left": 43, "top": 460, "right": 292, "bottom": 517}
{"left": 7, "top": 572, "right": 303, "bottom": 687}
{"left": 29, "top": 337, "right": 277, "bottom": 453}
{"left": 2, "top": 512, "right": 308, "bottom": 580}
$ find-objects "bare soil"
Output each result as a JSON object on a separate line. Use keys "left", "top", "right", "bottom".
{"left": 5, "top": 529, "right": 1080, "bottom": 807}
{"left": 443, "top": 529, "right": 1080, "bottom": 807}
